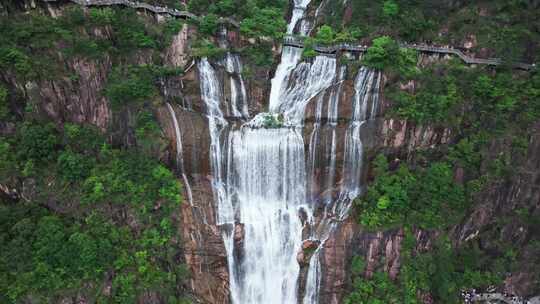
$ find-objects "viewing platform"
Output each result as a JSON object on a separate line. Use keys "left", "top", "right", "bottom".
{"left": 41, "top": 0, "right": 240, "bottom": 27}
{"left": 283, "top": 35, "right": 535, "bottom": 70}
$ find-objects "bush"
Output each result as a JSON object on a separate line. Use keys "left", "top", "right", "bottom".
{"left": 191, "top": 39, "right": 227, "bottom": 59}
{"left": 83, "top": 150, "right": 181, "bottom": 214}
{"left": 242, "top": 44, "right": 274, "bottom": 66}
{"left": 198, "top": 13, "right": 219, "bottom": 36}
{"left": 356, "top": 155, "right": 466, "bottom": 230}
{"left": 240, "top": 8, "right": 287, "bottom": 39}
{"left": 104, "top": 65, "right": 159, "bottom": 108}
{"left": 382, "top": 0, "right": 399, "bottom": 19}
{"left": 0, "top": 85, "right": 8, "bottom": 119}
{"left": 391, "top": 72, "right": 460, "bottom": 125}
{"left": 362, "top": 36, "right": 417, "bottom": 77}
{"left": 314, "top": 25, "right": 335, "bottom": 45}
{"left": 17, "top": 122, "right": 59, "bottom": 164}
{"left": 57, "top": 151, "right": 94, "bottom": 183}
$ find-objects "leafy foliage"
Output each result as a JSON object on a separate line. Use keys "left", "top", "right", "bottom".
{"left": 321, "top": 0, "right": 539, "bottom": 62}
{"left": 191, "top": 39, "right": 228, "bottom": 59}
{"left": 105, "top": 66, "right": 158, "bottom": 107}
{"left": 240, "top": 8, "right": 287, "bottom": 39}
{"left": 362, "top": 36, "right": 417, "bottom": 77}
{"left": 0, "top": 7, "right": 183, "bottom": 81}
{"left": 0, "top": 121, "right": 187, "bottom": 303}
{"left": 356, "top": 155, "right": 465, "bottom": 230}
{"left": 198, "top": 13, "right": 220, "bottom": 36}
{"left": 0, "top": 85, "right": 8, "bottom": 120}
{"left": 345, "top": 232, "right": 501, "bottom": 304}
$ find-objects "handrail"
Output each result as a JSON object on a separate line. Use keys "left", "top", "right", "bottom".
{"left": 283, "top": 35, "right": 535, "bottom": 70}
{"left": 40, "top": 0, "right": 240, "bottom": 27}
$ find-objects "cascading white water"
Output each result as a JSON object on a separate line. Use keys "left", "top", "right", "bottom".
{"left": 197, "top": 0, "right": 382, "bottom": 302}
{"left": 227, "top": 127, "right": 308, "bottom": 304}
{"left": 224, "top": 53, "right": 249, "bottom": 118}
{"left": 165, "top": 102, "right": 194, "bottom": 206}
{"left": 302, "top": 67, "right": 381, "bottom": 304}
{"left": 278, "top": 56, "right": 337, "bottom": 124}
{"left": 269, "top": 0, "right": 313, "bottom": 113}
{"left": 200, "top": 57, "right": 311, "bottom": 303}
{"left": 302, "top": 67, "right": 346, "bottom": 304}
{"left": 340, "top": 68, "right": 381, "bottom": 203}
{"left": 287, "top": 0, "right": 312, "bottom": 34}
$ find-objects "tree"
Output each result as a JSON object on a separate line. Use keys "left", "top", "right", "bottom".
{"left": 240, "top": 8, "right": 286, "bottom": 39}
{"left": 104, "top": 65, "right": 158, "bottom": 108}
{"left": 363, "top": 36, "right": 417, "bottom": 77}
{"left": 315, "top": 25, "right": 335, "bottom": 45}
{"left": 382, "top": 0, "right": 399, "bottom": 18}
{"left": 0, "top": 85, "right": 8, "bottom": 119}
{"left": 198, "top": 13, "right": 219, "bottom": 36}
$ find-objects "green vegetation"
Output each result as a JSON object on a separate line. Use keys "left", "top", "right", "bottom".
{"left": 192, "top": 39, "right": 228, "bottom": 59}
{"left": 0, "top": 85, "right": 9, "bottom": 120}
{"left": 261, "top": 113, "right": 284, "bottom": 128}
{"left": 302, "top": 25, "right": 361, "bottom": 59}
{"left": 316, "top": 0, "right": 540, "bottom": 62}
{"left": 345, "top": 232, "right": 501, "bottom": 304}
{"left": 240, "top": 8, "right": 287, "bottom": 40}
{"left": 241, "top": 44, "right": 274, "bottom": 67}
{"left": 0, "top": 6, "right": 183, "bottom": 82}
{"left": 362, "top": 36, "right": 417, "bottom": 77}
{"left": 356, "top": 155, "right": 466, "bottom": 230}
{"left": 198, "top": 13, "right": 220, "bottom": 36}
{"left": 389, "top": 62, "right": 540, "bottom": 134}
{"left": 188, "top": 0, "right": 287, "bottom": 40}
{"left": 105, "top": 65, "right": 159, "bottom": 108}
{"left": 0, "top": 121, "right": 188, "bottom": 303}
{"left": 349, "top": 23, "right": 540, "bottom": 303}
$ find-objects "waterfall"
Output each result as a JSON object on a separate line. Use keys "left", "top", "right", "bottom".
{"left": 340, "top": 68, "right": 381, "bottom": 203}
{"left": 269, "top": 0, "right": 314, "bottom": 114}
{"left": 279, "top": 56, "right": 337, "bottom": 124}
{"left": 165, "top": 102, "right": 193, "bottom": 206}
{"left": 302, "top": 68, "right": 381, "bottom": 304}
{"left": 287, "top": 0, "right": 312, "bottom": 34}
{"left": 228, "top": 127, "right": 308, "bottom": 303}
{"left": 224, "top": 53, "right": 250, "bottom": 118}
{"left": 200, "top": 58, "right": 310, "bottom": 303}
{"left": 196, "top": 0, "right": 382, "bottom": 302}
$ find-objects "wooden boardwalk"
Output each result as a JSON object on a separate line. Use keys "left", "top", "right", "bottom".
{"left": 39, "top": 0, "right": 534, "bottom": 70}
{"left": 41, "top": 0, "right": 239, "bottom": 27}
{"left": 283, "top": 36, "right": 535, "bottom": 70}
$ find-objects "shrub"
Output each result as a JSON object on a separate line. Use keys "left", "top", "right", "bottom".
{"left": 0, "top": 85, "right": 8, "bottom": 119}
{"left": 356, "top": 155, "right": 466, "bottom": 230}
{"left": 198, "top": 13, "right": 220, "bottom": 36}
{"left": 382, "top": 0, "right": 399, "bottom": 19}
{"left": 242, "top": 44, "right": 274, "bottom": 66}
{"left": 104, "top": 65, "right": 159, "bottom": 108}
{"left": 314, "top": 25, "right": 335, "bottom": 45}
{"left": 57, "top": 151, "right": 94, "bottom": 183}
{"left": 191, "top": 39, "right": 227, "bottom": 59}
{"left": 362, "top": 36, "right": 417, "bottom": 77}
{"left": 17, "top": 122, "right": 59, "bottom": 164}
{"left": 240, "top": 8, "right": 287, "bottom": 39}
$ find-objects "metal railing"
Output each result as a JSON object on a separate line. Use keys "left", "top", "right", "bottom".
{"left": 283, "top": 35, "right": 535, "bottom": 70}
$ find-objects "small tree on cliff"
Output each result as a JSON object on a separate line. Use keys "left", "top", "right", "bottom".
{"left": 362, "top": 36, "right": 417, "bottom": 77}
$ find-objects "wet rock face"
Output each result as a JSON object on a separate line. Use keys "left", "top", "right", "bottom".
{"left": 297, "top": 239, "right": 321, "bottom": 266}
{"left": 181, "top": 180, "right": 230, "bottom": 304}
{"left": 450, "top": 122, "right": 540, "bottom": 298}
{"left": 30, "top": 57, "right": 113, "bottom": 131}
{"left": 317, "top": 219, "right": 356, "bottom": 304}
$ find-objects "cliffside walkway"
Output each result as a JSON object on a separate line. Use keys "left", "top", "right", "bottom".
{"left": 39, "top": 0, "right": 534, "bottom": 70}
{"left": 283, "top": 36, "right": 536, "bottom": 70}
{"left": 41, "top": 0, "right": 240, "bottom": 27}
{"left": 467, "top": 293, "right": 540, "bottom": 304}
